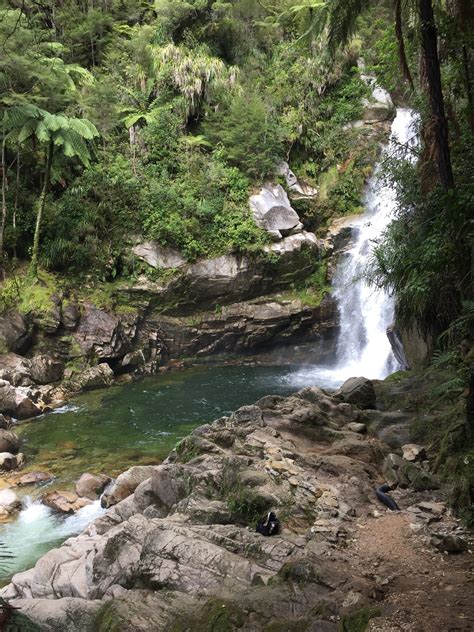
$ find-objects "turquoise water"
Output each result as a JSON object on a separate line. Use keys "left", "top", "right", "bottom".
{"left": 16, "top": 363, "right": 302, "bottom": 485}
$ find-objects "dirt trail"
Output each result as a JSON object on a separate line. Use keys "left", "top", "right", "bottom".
{"left": 347, "top": 512, "right": 474, "bottom": 631}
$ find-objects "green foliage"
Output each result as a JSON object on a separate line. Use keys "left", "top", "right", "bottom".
{"left": 339, "top": 606, "right": 381, "bottom": 632}
{"left": 203, "top": 93, "right": 285, "bottom": 178}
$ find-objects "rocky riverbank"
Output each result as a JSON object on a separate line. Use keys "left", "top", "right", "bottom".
{"left": 2, "top": 376, "right": 472, "bottom": 631}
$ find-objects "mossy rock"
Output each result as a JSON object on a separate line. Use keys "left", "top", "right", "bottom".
{"left": 339, "top": 606, "right": 381, "bottom": 632}
{"left": 264, "top": 620, "right": 309, "bottom": 632}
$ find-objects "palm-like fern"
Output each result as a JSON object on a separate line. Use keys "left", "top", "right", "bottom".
{"left": 2, "top": 105, "right": 99, "bottom": 276}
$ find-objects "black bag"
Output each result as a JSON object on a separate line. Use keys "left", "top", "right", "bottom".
{"left": 256, "top": 511, "right": 280, "bottom": 536}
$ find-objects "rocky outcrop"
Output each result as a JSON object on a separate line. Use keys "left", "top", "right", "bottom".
{"left": 358, "top": 59, "right": 395, "bottom": 123}
{"left": 132, "top": 241, "right": 187, "bottom": 270}
{"left": 2, "top": 386, "right": 389, "bottom": 630}
{"left": 276, "top": 162, "right": 318, "bottom": 198}
{"left": 101, "top": 465, "right": 155, "bottom": 508}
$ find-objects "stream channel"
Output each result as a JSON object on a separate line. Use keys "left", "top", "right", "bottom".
{"left": 0, "top": 108, "right": 417, "bottom": 583}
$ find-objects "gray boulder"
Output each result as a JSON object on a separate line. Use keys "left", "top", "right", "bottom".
{"left": 250, "top": 184, "right": 301, "bottom": 237}
{"left": 0, "top": 353, "right": 33, "bottom": 386}
{"left": 74, "top": 305, "right": 133, "bottom": 361}
{"left": 0, "top": 380, "right": 41, "bottom": 418}
{"left": 30, "top": 355, "right": 64, "bottom": 384}
{"left": 383, "top": 453, "right": 439, "bottom": 491}
{"left": 337, "top": 377, "right": 376, "bottom": 409}
{"left": 276, "top": 162, "right": 318, "bottom": 197}
{"left": 70, "top": 364, "right": 115, "bottom": 392}
{"left": 0, "top": 452, "right": 19, "bottom": 471}
{"left": 101, "top": 465, "right": 155, "bottom": 508}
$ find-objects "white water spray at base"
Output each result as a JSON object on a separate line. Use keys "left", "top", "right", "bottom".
{"left": 291, "top": 108, "right": 418, "bottom": 389}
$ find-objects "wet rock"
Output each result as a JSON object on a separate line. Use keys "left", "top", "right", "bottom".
{"left": 29, "top": 355, "right": 65, "bottom": 384}
{"left": 337, "top": 377, "right": 376, "bottom": 409}
{"left": 101, "top": 465, "right": 155, "bottom": 508}
{"left": 0, "top": 429, "right": 20, "bottom": 454}
{"left": 430, "top": 533, "right": 468, "bottom": 554}
{"left": 0, "top": 489, "right": 21, "bottom": 513}
{"left": 70, "top": 363, "right": 115, "bottom": 392}
{"left": 401, "top": 443, "right": 426, "bottom": 462}
{"left": 17, "top": 471, "right": 54, "bottom": 486}
{"left": 0, "top": 452, "right": 18, "bottom": 471}
{"left": 42, "top": 490, "right": 92, "bottom": 514}
{"left": 76, "top": 473, "right": 112, "bottom": 500}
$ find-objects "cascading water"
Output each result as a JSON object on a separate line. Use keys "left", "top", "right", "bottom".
{"left": 0, "top": 496, "right": 105, "bottom": 581}
{"left": 291, "top": 108, "right": 418, "bottom": 388}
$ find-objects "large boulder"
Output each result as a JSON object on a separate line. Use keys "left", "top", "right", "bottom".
{"left": 0, "top": 452, "right": 19, "bottom": 471}
{"left": 358, "top": 60, "right": 395, "bottom": 123}
{"left": 70, "top": 364, "right": 115, "bottom": 392}
{"left": 0, "top": 311, "right": 32, "bottom": 355}
{"left": 0, "top": 429, "right": 20, "bottom": 453}
{"left": 0, "top": 353, "right": 33, "bottom": 386}
{"left": 250, "top": 184, "right": 301, "bottom": 239}
{"left": 76, "top": 473, "right": 112, "bottom": 500}
{"left": 29, "top": 355, "right": 65, "bottom": 384}
{"left": 74, "top": 305, "right": 133, "bottom": 361}
{"left": 0, "top": 380, "right": 41, "bottom": 419}
{"left": 0, "top": 488, "right": 21, "bottom": 513}
{"left": 336, "top": 377, "right": 376, "bottom": 409}
{"left": 383, "top": 453, "right": 439, "bottom": 491}
{"left": 132, "top": 241, "right": 187, "bottom": 270}
{"left": 101, "top": 465, "right": 155, "bottom": 508}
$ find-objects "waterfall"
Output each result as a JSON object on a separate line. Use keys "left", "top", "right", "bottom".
{"left": 291, "top": 108, "right": 418, "bottom": 388}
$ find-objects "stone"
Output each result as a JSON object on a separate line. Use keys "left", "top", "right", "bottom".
{"left": 74, "top": 305, "right": 133, "bottom": 361}
{"left": 346, "top": 422, "right": 367, "bottom": 434}
{"left": 17, "top": 471, "right": 54, "bottom": 486}
{"left": 231, "top": 405, "right": 263, "bottom": 425}
{"left": 358, "top": 60, "right": 395, "bottom": 123}
{"left": 76, "top": 473, "right": 112, "bottom": 500}
{"left": 276, "top": 162, "right": 318, "bottom": 197}
{"left": 430, "top": 533, "right": 468, "bottom": 554}
{"left": 0, "top": 429, "right": 20, "bottom": 454}
{"left": 132, "top": 241, "right": 187, "bottom": 269}
{"left": 62, "top": 302, "right": 80, "bottom": 330}
{"left": 0, "top": 353, "right": 33, "bottom": 386}
{"left": 383, "top": 453, "right": 439, "bottom": 491}
{"left": 0, "top": 413, "right": 11, "bottom": 429}
{"left": 0, "top": 310, "right": 32, "bottom": 355}
{"left": 418, "top": 501, "right": 445, "bottom": 515}
{"left": 70, "top": 364, "right": 115, "bottom": 392}
{"left": 250, "top": 184, "right": 301, "bottom": 235}
{"left": 29, "top": 355, "right": 65, "bottom": 384}
{"left": 101, "top": 465, "right": 155, "bottom": 508}
{"left": 0, "top": 380, "right": 41, "bottom": 419}
{"left": 42, "top": 490, "right": 92, "bottom": 514}
{"left": 0, "top": 488, "right": 21, "bottom": 512}
{"left": 120, "top": 350, "right": 145, "bottom": 370}
{"left": 0, "top": 452, "right": 18, "bottom": 471}
{"left": 401, "top": 443, "right": 426, "bottom": 462}
{"left": 337, "top": 377, "right": 376, "bottom": 409}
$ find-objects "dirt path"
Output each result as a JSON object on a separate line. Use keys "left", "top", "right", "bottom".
{"left": 347, "top": 512, "right": 474, "bottom": 631}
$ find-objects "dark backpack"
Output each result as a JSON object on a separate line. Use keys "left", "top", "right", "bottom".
{"left": 256, "top": 511, "right": 280, "bottom": 536}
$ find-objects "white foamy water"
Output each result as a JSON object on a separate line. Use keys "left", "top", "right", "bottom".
{"left": 0, "top": 496, "right": 105, "bottom": 579}
{"left": 290, "top": 108, "right": 418, "bottom": 388}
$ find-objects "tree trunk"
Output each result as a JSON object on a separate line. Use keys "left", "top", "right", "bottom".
{"left": 418, "top": 0, "right": 455, "bottom": 190}
{"left": 394, "top": 0, "right": 414, "bottom": 91}
{"left": 29, "top": 140, "right": 53, "bottom": 278}
{"left": 0, "top": 138, "right": 7, "bottom": 262}
{"left": 12, "top": 150, "right": 19, "bottom": 260}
